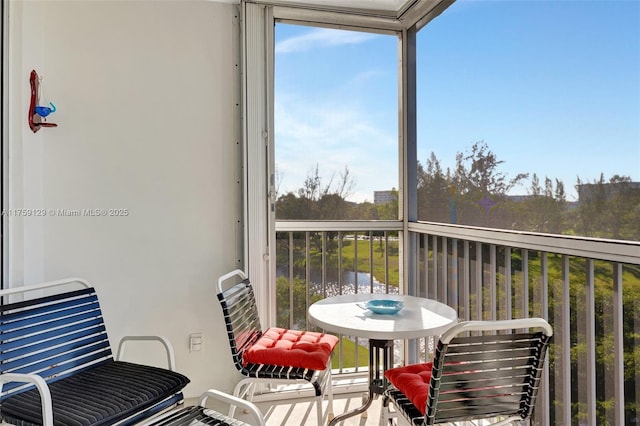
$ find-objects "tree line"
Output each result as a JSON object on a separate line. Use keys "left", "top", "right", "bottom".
{"left": 276, "top": 141, "right": 640, "bottom": 241}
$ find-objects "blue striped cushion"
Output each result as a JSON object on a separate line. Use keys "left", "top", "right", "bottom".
{"left": 0, "top": 360, "right": 190, "bottom": 426}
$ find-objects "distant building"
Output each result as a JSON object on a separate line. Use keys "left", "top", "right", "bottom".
{"left": 374, "top": 190, "right": 397, "bottom": 205}
{"left": 506, "top": 194, "right": 578, "bottom": 210}
{"left": 577, "top": 181, "right": 640, "bottom": 202}
{"left": 506, "top": 195, "right": 533, "bottom": 203}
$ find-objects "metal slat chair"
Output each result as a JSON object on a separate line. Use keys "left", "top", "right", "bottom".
{"left": 142, "top": 389, "right": 265, "bottom": 426}
{"left": 217, "top": 270, "right": 336, "bottom": 426}
{"left": 382, "top": 318, "right": 552, "bottom": 426}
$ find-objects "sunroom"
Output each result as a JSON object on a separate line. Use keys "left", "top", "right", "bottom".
{"left": 2, "top": 0, "right": 639, "bottom": 425}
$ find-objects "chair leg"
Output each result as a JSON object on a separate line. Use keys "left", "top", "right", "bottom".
{"left": 244, "top": 382, "right": 257, "bottom": 413}
{"left": 379, "top": 395, "right": 396, "bottom": 426}
{"left": 230, "top": 380, "right": 255, "bottom": 418}
{"left": 379, "top": 402, "right": 387, "bottom": 426}
{"left": 361, "top": 392, "right": 369, "bottom": 418}
{"left": 316, "top": 394, "right": 324, "bottom": 426}
{"left": 326, "top": 368, "right": 334, "bottom": 421}
{"left": 233, "top": 380, "right": 250, "bottom": 399}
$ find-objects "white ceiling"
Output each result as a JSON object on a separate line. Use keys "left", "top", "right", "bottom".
{"left": 255, "top": 0, "right": 453, "bottom": 26}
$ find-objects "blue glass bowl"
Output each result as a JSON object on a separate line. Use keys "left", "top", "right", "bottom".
{"left": 364, "top": 299, "right": 404, "bottom": 315}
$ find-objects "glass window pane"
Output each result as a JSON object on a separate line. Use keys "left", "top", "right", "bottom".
{"left": 416, "top": 1, "right": 640, "bottom": 242}
{"left": 275, "top": 23, "right": 399, "bottom": 220}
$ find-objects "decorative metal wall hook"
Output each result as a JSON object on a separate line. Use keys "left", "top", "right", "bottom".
{"left": 29, "top": 70, "right": 58, "bottom": 133}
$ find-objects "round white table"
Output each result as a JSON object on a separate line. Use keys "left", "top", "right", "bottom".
{"left": 308, "top": 293, "right": 458, "bottom": 426}
{"left": 309, "top": 293, "right": 457, "bottom": 340}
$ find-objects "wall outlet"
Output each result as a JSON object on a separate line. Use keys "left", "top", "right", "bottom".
{"left": 189, "top": 332, "right": 203, "bottom": 352}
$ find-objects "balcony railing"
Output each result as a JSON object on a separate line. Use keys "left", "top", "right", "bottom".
{"left": 275, "top": 220, "right": 640, "bottom": 426}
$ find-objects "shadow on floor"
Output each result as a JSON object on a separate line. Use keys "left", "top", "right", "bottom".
{"left": 198, "top": 392, "right": 386, "bottom": 426}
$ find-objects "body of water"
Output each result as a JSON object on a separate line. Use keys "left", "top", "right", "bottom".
{"left": 277, "top": 268, "right": 399, "bottom": 296}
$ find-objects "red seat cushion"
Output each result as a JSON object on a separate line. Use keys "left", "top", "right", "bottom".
{"left": 384, "top": 362, "right": 433, "bottom": 415}
{"left": 242, "top": 327, "right": 339, "bottom": 371}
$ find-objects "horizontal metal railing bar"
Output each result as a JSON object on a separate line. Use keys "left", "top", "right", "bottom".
{"left": 409, "top": 221, "right": 640, "bottom": 264}
{"left": 276, "top": 220, "right": 403, "bottom": 232}
{"left": 276, "top": 219, "right": 640, "bottom": 263}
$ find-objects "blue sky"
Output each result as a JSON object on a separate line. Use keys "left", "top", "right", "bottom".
{"left": 275, "top": 0, "right": 640, "bottom": 203}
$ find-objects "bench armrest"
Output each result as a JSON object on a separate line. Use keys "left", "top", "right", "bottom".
{"left": 116, "top": 335, "right": 177, "bottom": 371}
{"left": 199, "top": 389, "right": 265, "bottom": 426}
{"left": 0, "top": 277, "right": 91, "bottom": 298}
{"left": 0, "top": 373, "right": 54, "bottom": 425}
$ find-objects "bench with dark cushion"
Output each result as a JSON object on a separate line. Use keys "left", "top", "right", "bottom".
{"left": 0, "top": 278, "right": 190, "bottom": 426}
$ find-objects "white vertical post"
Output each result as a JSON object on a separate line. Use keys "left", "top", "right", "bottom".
{"left": 613, "top": 262, "right": 625, "bottom": 425}
{"left": 441, "top": 237, "right": 448, "bottom": 305}
{"left": 243, "top": 2, "right": 273, "bottom": 327}
{"left": 505, "top": 247, "right": 512, "bottom": 319}
{"left": 462, "top": 241, "right": 470, "bottom": 321}
{"left": 561, "top": 255, "right": 571, "bottom": 425}
{"left": 586, "top": 259, "right": 596, "bottom": 425}
{"left": 451, "top": 239, "right": 458, "bottom": 314}
{"left": 490, "top": 244, "right": 497, "bottom": 321}
{"left": 401, "top": 26, "right": 418, "bottom": 363}
{"left": 522, "top": 249, "right": 529, "bottom": 318}
{"left": 475, "top": 243, "right": 482, "bottom": 320}
{"left": 540, "top": 252, "right": 550, "bottom": 424}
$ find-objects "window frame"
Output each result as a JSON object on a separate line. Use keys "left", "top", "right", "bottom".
{"left": 242, "top": 2, "right": 420, "bottom": 325}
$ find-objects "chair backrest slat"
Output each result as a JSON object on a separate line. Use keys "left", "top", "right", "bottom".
{"left": 217, "top": 279, "right": 263, "bottom": 370}
{"left": 433, "top": 401, "right": 523, "bottom": 422}
{"left": 437, "top": 358, "right": 540, "bottom": 375}
{"left": 425, "top": 323, "right": 551, "bottom": 425}
{"left": 0, "top": 318, "right": 106, "bottom": 356}
{"left": 437, "top": 371, "right": 532, "bottom": 390}
{"left": 0, "top": 287, "right": 113, "bottom": 399}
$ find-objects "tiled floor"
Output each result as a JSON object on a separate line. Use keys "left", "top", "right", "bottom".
{"left": 197, "top": 391, "right": 388, "bottom": 426}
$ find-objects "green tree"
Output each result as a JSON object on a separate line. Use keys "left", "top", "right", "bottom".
{"left": 575, "top": 174, "right": 608, "bottom": 237}
{"left": 417, "top": 154, "right": 451, "bottom": 222}
{"left": 518, "top": 174, "right": 567, "bottom": 233}
{"left": 276, "top": 164, "right": 356, "bottom": 220}
{"left": 604, "top": 175, "right": 640, "bottom": 240}
{"left": 574, "top": 174, "right": 640, "bottom": 240}
{"left": 417, "top": 141, "right": 527, "bottom": 228}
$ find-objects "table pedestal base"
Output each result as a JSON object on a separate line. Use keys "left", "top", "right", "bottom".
{"left": 328, "top": 339, "right": 393, "bottom": 426}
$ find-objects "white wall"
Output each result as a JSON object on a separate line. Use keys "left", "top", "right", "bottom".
{"left": 5, "top": 0, "right": 243, "bottom": 397}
